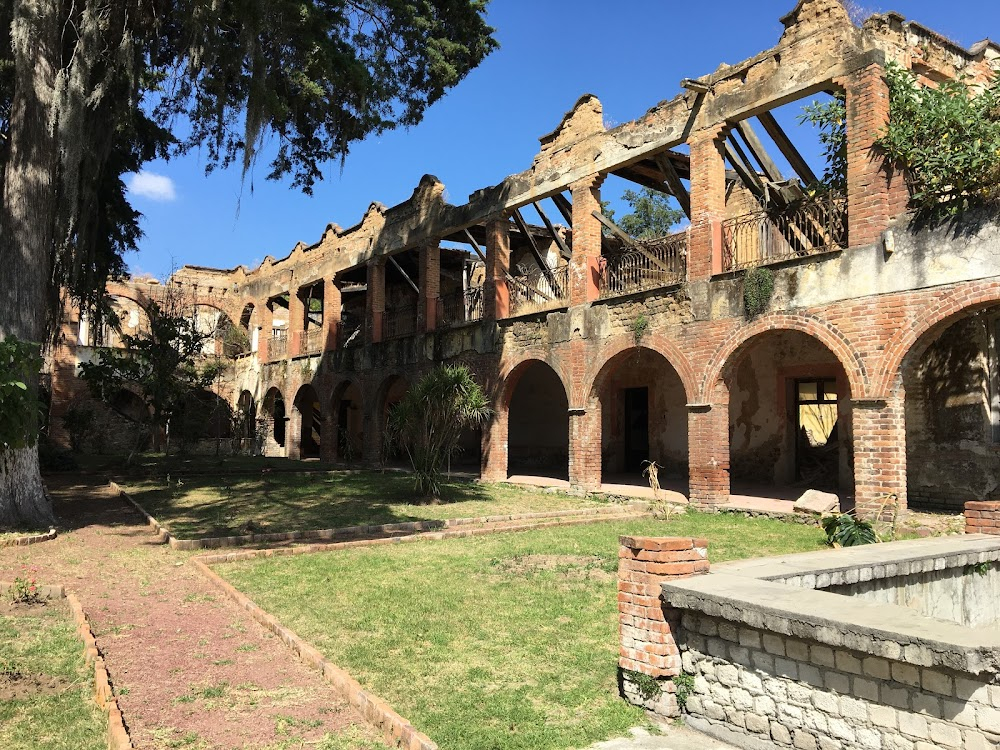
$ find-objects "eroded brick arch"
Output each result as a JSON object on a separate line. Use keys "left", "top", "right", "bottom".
{"left": 496, "top": 351, "right": 572, "bottom": 411}
{"left": 698, "top": 312, "right": 868, "bottom": 402}
{"left": 875, "top": 280, "right": 1000, "bottom": 395}
{"left": 585, "top": 333, "right": 697, "bottom": 406}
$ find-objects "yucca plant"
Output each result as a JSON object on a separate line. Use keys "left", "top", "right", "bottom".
{"left": 822, "top": 511, "right": 878, "bottom": 547}
{"left": 385, "top": 365, "right": 492, "bottom": 501}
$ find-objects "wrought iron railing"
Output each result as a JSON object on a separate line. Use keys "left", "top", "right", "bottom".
{"left": 508, "top": 263, "right": 570, "bottom": 316}
{"left": 268, "top": 334, "right": 287, "bottom": 360}
{"left": 721, "top": 193, "right": 847, "bottom": 272}
{"left": 438, "top": 286, "right": 484, "bottom": 327}
{"left": 383, "top": 302, "right": 418, "bottom": 339}
{"left": 599, "top": 231, "right": 688, "bottom": 299}
{"left": 301, "top": 328, "right": 324, "bottom": 354}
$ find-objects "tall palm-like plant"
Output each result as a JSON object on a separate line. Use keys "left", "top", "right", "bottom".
{"left": 386, "top": 365, "right": 491, "bottom": 500}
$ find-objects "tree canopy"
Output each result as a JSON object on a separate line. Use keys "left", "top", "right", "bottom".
{"left": 603, "top": 188, "right": 684, "bottom": 239}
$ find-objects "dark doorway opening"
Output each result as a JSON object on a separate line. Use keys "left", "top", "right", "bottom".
{"left": 623, "top": 387, "right": 649, "bottom": 473}
{"left": 794, "top": 378, "right": 839, "bottom": 487}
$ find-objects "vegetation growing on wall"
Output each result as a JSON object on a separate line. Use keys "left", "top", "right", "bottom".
{"left": 878, "top": 62, "right": 1000, "bottom": 222}
{"left": 742, "top": 267, "right": 775, "bottom": 319}
{"left": 799, "top": 95, "right": 847, "bottom": 194}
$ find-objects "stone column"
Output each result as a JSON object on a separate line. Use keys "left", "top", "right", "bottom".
{"left": 852, "top": 396, "right": 907, "bottom": 519}
{"left": 687, "top": 125, "right": 728, "bottom": 280}
{"left": 568, "top": 405, "right": 601, "bottom": 491}
{"left": 419, "top": 244, "right": 441, "bottom": 333}
{"left": 288, "top": 286, "right": 305, "bottom": 357}
{"left": 367, "top": 259, "right": 386, "bottom": 344}
{"left": 570, "top": 175, "right": 604, "bottom": 305}
{"left": 258, "top": 300, "right": 273, "bottom": 361}
{"left": 323, "top": 278, "right": 341, "bottom": 351}
{"left": 286, "top": 402, "right": 303, "bottom": 460}
{"left": 483, "top": 218, "right": 510, "bottom": 321}
{"left": 687, "top": 389, "right": 730, "bottom": 506}
{"left": 618, "top": 536, "right": 710, "bottom": 716}
{"left": 841, "top": 63, "right": 909, "bottom": 248}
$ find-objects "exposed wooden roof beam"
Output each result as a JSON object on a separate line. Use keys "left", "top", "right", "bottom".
{"left": 512, "top": 208, "right": 562, "bottom": 296}
{"left": 757, "top": 111, "right": 818, "bottom": 186}
{"left": 532, "top": 201, "right": 572, "bottom": 260}
{"left": 387, "top": 254, "right": 419, "bottom": 295}
{"left": 724, "top": 138, "right": 766, "bottom": 197}
{"left": 552, "top": 193, "right": 574, "bottom": 225}
{"left": 653, "top": 153, "right": 691, "bottom": 219}
{"left": 734, "top": 119, "right": 783, "bottom": 183}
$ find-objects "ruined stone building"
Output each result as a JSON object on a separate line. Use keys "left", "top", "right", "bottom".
{"left": 45, "top": 0, "right": 1000, "bottom": 517}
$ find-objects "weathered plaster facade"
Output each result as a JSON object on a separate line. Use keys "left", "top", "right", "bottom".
{"left": 48, "top": 0, "right": 1000, "bottom": 514}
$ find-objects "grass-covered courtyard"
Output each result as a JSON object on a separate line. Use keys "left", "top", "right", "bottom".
{"left": 0, "top": 601, "right": 105, "bottom": 750}
{"left": 122, "top": 471, "right": 608, "bottom": 540}
{"left": 217, "top": 513, "right": 827, "bottom": 750}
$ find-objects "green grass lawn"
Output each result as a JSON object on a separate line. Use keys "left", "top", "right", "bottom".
{"left": 122, "top": 472, "right": 606, "bottom": 539}
{"left": 0, "top": 602, "right": 105, "bottom": 750}
{"left": 218, "top": 513, "right": 826, "bottom": 750}
{"left": 71, "top": 452, "right": 344, "bottom": 476}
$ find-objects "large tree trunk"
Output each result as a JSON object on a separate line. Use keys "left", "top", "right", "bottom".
{"left": 0, "top": 0, "right": 61, "bottom": 528}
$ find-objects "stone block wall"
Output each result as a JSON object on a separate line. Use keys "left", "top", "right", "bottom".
{"left": 680, "top": 612, "right": 1000, "bottom": 750}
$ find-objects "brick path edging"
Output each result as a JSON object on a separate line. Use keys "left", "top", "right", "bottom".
{"left": 0, "top": 527, "right": 58, "bottom": 548}
{"left": 192, "top": 558, "right": 438, "bottom": 750}
{"left": 1, "top": 581, "right": 133, "bottom": 749}
{"left": 110, "top": 480, "right": 646, "bottom": 551}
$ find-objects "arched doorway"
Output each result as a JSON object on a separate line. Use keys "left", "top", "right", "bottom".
{"left": 262, "top": 387, "right": 287, "bottom": 456}
{"left": 506, "top": 360, "right": 569, "bottom": 480}
{"left": 902, "top": 306, "right": 1000, "bottom": 511}
{"left": 376, "top": 375, "right": 409, "bottom": 464}
{"left": 331, "top": 380, "right": 364, "bottom": 462}
{"left": 236, "top": 391, "right": 258, "bottom": 454}
{"left": 722, "top": 329, "right": 853, "bottom": 499}
{"left": 591, "top": 347, "right": 689, "bottom": 494}
{"left": 293, "top": 384, "right": 323, "bottom": 459}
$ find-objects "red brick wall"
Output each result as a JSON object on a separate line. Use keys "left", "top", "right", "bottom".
{"left": 965, "top": 501, "right": 1000, "bottom": 535}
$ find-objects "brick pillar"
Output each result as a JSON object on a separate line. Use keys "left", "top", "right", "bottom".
{"left": 323, "top": 278, "right": 341, "bottom": 351}
{"left": 367, "top": 259, "right": 386, "bottom": 344}
{"left": 687, "top": 126, "right": 727, "bottom": 280}
{"left": 618, "top": 536, "right": 710, "bottom": 716}
{"left": 965, "top": 502, "right": 1000, "bottom": 535}
{"left": 484, "top": 218, "right": 510, "bottom": 321}
{"left": 570, "top": 175, "right": 604, "bottom": 305}
{"left": 481, "top": 400, "right": 508, "bottom": 482}
{"left": 287, "top": 402, "right": 303, "bottom": 460}
{"left": 419, "top": 244, "right": 441, "bottom": 333}
{"left": 687, "top": 388, "right": 730, "bottom": 506}
{"left": 568, "top": 406, "right": 601, "bottom": 490}
{"left": 320, "top": 414, "right": 336, "bottom": 462}
{"left": 853, "top": 396, "right": 907, "bottom": 519}
{"left": 842, "top": 63, "right": 909, "bottom": 248}
{"left": 258, "top": 301, "right": 273, "bottom": 361}
{"left": 288, "top": 286, "right": 305, "bottom": 357}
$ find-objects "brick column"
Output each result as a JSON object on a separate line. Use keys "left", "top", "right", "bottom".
{"left": 484, "top": 218, "right": 510, "bottom": 321}
{"left": 570, "top": 175, "right": 604, "bottom": 305}
{"left": 258, "top": 300, "right": 273, "bottom": 361}
{"left": 481, "top": 403, "right": 508, "bottom": 482}
{"left": 419, "top": 244, "right": 441, "bottom": 333}
{"left": 568, "top": 406, "right": 601, "bottom": 490}
{"left": 965, "top": 502, "right": 1000, "bottom": 535}
{"left": 288, "top": 286, "right": 305, "bottom": 357}
{"left": 842, "top": 63, "right": 909, "bottom": 248}
{"left": 687, "top": 390, "right": 730, "bottom": 506}
{"left": 367, "top": 258, "right": 386, "bottom": 344}
{"left": 287, "top": 403, "right": 303, "bottom": 460}
{"left": 323, "top": 278, "right": 341, "bottom": 351}
{"left": 618, "top": 536, "right": 710, "bottom": 716}
{"left": 687, "top": 126, "right": 727, "bottom": 280}
{"left": 853, "top": 396, "right": 907, "bottom": 519}
{"left": 320, "top": 414, "right": 336, "bottom": 462}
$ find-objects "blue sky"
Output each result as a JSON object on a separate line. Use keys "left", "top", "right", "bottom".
{"left": 125, "top": 1, "right": 1000, "bottom": 279}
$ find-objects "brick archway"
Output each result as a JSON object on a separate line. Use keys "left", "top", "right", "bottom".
{"left": 875, "top": 280, "right": 1000, "bottom": 395}
{"left": 699, "top": 312, "right": 868, "bottom": 402}
{"left": 584, "top": 333, "right": 696, "bottom": 406}
{"left": 496, "top": 351, "right": 572, "bottom": 411}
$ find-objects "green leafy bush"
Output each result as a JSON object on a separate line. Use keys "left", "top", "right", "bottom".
{"left": 742, "top": 267, "right": 774, "bottom": 319}
{"left": 877, "top": 62, "right": 1000, "bottom": 222}
{"left": 0, "top": 336, "right": 43, "bottom": 454}
{"left": 822, "top": 512, "right": 878, "bottom": 547}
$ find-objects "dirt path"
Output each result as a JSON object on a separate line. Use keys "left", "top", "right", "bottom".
{"left": 0, "top": 476, "right": 383, "bottom": 750}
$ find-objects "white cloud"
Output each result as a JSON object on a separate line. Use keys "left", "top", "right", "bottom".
{"left": 127, "top": 171, "right": 177, "bottom": 202}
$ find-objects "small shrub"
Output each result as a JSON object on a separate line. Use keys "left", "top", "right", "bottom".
{"left": 623, "top": 669, "right": 662, "bottom": 701}
{"left": 673, "top": 673, "right": 695, "bottom": 710}
{"left": 742, "top": 267, "right": 774, "bottom": 319}
{"left": 822, "top": 512, "right": 878, "bottom": 547}
{"left": 9, "top": 575, "right": 43, "bottom": 605}
{"left": 631, "top": 314, "right": 650, "bottom": 345}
